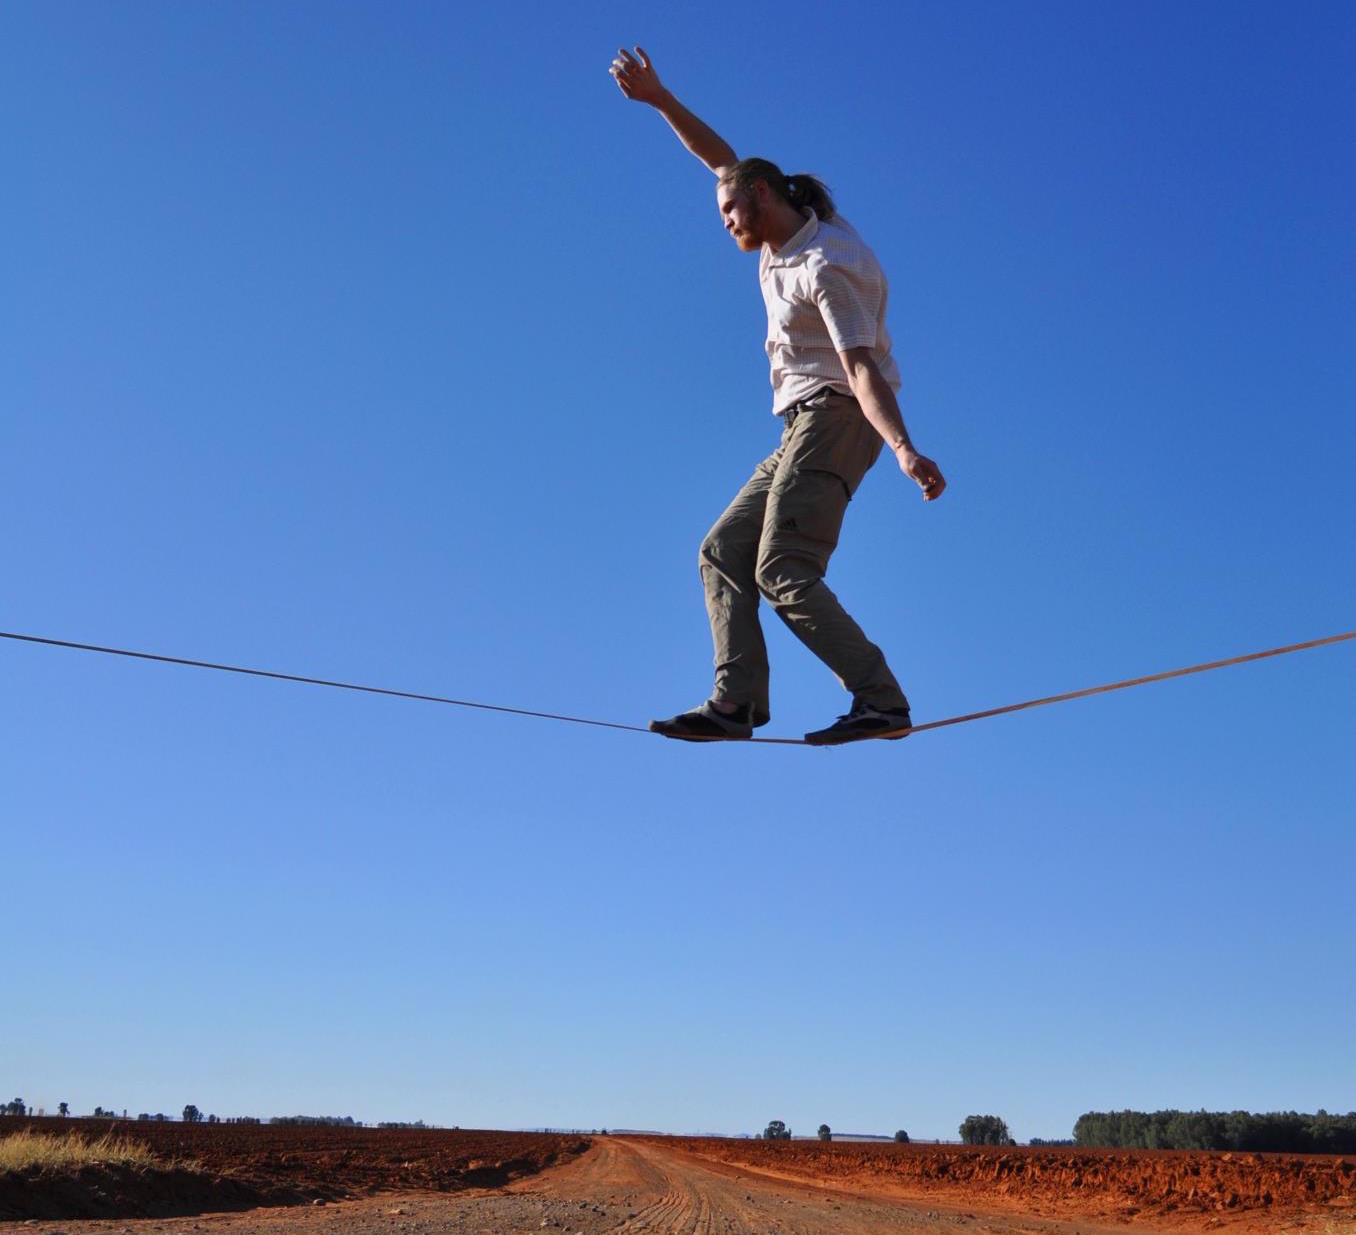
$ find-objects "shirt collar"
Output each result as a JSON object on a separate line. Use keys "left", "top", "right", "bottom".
{"left": 764, "top": 209, "right": 819, "bottom": 266}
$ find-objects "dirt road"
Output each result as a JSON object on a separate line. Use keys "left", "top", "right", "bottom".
{"left": 509, "top": 1134, "right": 1132, "bottom": 1234}
{"left": 28, "top": 1135, "right": 1353, "bottom": 1235}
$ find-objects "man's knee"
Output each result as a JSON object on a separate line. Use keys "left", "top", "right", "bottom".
{"left": 755, "top": 549, "right": 823, "bottom": 608}
{"left": 698, "top": 531, "right": 724, "bottom": 575}
{"left": 701, "top": 530, "right": 760, "bottom": 600}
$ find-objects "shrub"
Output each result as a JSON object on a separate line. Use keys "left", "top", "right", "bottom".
{"left": 960, "top": 1115, "right": 1013, "bottom": 1146}
{"left": 0, "top": 1130, "right": 165, "bottom": 1171}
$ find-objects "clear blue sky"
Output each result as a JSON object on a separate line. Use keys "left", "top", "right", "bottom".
{"left": 3, "top": 0, "right": 1352, "bottom": 1141}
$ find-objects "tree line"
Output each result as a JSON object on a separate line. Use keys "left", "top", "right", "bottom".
{"left": 1, "top": 1100, "right": 413, "bottom": 1128}
{"left": 1074, "top": 1109, "right": 1356, "bottom": 1153}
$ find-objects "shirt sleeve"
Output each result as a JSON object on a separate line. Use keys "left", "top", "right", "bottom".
{"left": 809, "top": 261, "right": 880, "bottom": 352}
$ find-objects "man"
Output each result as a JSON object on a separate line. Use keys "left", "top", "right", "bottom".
{"left": 611, "top": 47, "right": 945, "bottom": 746}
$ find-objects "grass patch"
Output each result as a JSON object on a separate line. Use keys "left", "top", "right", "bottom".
{"left": 0, "top": 1129, "right": 166, "bottom": 1172}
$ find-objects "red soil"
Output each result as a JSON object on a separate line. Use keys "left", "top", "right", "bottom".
{"left": 7, "top": 1117, "right": 1356, "bottom": 1232}
{"left": 0, "top": 1116, "right": 588, "bottom": 1220}
{"left": 658, "top": 1135, "right": 1356, "bottom": 1229}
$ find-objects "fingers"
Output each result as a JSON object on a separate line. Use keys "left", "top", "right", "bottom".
{"left": 610, "top": 50, "right": 635, "bottom": 88}
{"left": 918, "top": 460, "right": 946, "bottom": 500}
{"left": 610, "top": 45, "right": 661, "bottom": 102}
{"left": 610, "top": 46, "right": 653, "bottom": 82}
{"left": 900, "top": 452, "right": 946, "bottom": 501}
{"left": 609, "top": 51, "right": 636, "bottom": 95}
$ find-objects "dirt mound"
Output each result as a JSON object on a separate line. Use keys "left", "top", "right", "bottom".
{"left": 0, "top": 1117, "right": 589, "bottom": 1221}
{"left": 658, "top": 1137, "right": 1356, "bottom": 1225}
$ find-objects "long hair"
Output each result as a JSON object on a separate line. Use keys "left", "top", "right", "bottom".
{"left": 719, "top": 157, "right": 836, "bottom": 222}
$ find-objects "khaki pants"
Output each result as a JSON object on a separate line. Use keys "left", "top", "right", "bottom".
{"left": 699, "top": 388, "right": 908, "bottom": 721}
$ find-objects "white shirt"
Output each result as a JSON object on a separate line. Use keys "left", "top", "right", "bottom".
{"left": 758, "top": 210, "right": 902, "bottom": 415}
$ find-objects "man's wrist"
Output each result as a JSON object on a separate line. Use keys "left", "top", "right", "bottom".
{"left": 889, "top": 436, "right": 914, "bottom": 455}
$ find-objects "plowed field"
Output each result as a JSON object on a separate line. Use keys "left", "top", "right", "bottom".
{"left": 0, "top": 1116, "right": 587, "bottom": 1220}
{"left": 6, "top": 1119, "right": 1356, "bottom": 1233}
{"left": 660, "top": 1135, "right": 1356, "bottom": 1228}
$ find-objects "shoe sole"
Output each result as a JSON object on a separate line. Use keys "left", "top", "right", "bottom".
{"left": 804, "top": 725, "right": 912, "bottom": 747}
{"left": 648, "top": 722, "right": 752, "bottom": 742}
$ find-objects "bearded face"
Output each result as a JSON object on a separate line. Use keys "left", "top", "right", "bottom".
{"left": 716, "top": 181, "right": 767, "bottom": 252}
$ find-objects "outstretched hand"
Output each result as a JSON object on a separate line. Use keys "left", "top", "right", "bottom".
{"left": 898, "top": 449, "right": 946, "bottom": 501}
{"left": 610, "top": 46, "right": 666, "bottom": 105}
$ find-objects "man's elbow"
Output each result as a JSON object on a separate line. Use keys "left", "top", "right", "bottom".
{"left": 839, "top": 347, "right": 879, "bottom": 392}
{"left": 709, "top": 146, "right": 738, "bottom": 177}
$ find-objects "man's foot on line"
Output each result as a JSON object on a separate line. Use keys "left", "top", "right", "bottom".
{"left": 804, "top": 704, "right": 912, "bottom": 746}
{"left": 649, "top": 700, "right": 758, "bottom": 742}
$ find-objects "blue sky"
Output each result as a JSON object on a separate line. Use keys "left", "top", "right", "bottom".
{"left": 3, "top": 0, "right": 1353, "bottom": 1141}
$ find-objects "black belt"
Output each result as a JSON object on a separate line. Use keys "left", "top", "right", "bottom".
{"left": 785, "top": 386, "right": 841, "bottom": 425}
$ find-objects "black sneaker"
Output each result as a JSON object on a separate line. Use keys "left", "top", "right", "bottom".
{"left": 804, "top": 705, "right": 912, "bottom": 746}
{"left": 649, "top": 700, "right": 755, "bottom": 742}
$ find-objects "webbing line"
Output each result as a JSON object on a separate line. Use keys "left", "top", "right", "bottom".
{"left": 745, "top": 628, "right": 1356, "bottom": 744}
{"left": 2, "top": 628, "right": 1352, "bottom": 745}
{"left": 0, "top": 630, "right": 651, "bottom": 735}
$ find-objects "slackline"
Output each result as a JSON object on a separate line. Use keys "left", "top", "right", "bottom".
{"left": 2, "top": 627, "right": 1352, "bottom": 746}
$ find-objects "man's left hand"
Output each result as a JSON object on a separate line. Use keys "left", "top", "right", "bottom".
{"left": 898, "top": 448, "right": 946, "bottom": 501}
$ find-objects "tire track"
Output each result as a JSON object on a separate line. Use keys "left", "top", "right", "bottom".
{"left": 612, "top": 1168, "right": 701, "bottom": 1233}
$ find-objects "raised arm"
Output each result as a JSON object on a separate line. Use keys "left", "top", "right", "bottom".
{"left": 610, "top": 47, "right": 736, "bottom": 175}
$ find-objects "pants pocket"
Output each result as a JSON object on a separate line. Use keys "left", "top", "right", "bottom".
{"left": 785, "top": 404, "right": 883, "bottom": 498}
{"left": 765, "top": 468, "right": 849, "bottom": 553}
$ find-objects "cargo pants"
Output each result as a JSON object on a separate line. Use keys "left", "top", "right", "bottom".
{"left": 698, "top": 387, "right": 909, "bottom": 723}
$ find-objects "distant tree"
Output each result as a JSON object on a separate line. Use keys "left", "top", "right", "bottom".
{"left": 138, "top": 1114, "right": 152, "bottom": 1121}
{"left": 959, "top": 1115, "right": 1014, "bottom": 1146}
{"left": 208, "top": 1114, "right": 219, "bottom": 1124}
{"left": 763, "top": 1120, "right": 792, "bottom": 1141}
{"left": 93, "top": 1106, "right": 106, "bottom": 1117}
{"left": 183, "top": 1105, "right": 203, "bottom": 1123}
{"left": 894, "top": 1130, "right": 909, "bottom": 1143}
{"left": 817, "top": 1124, "right": 832, "bottom": 1141}
{"left": 4, "top": 1098, "right": 26, "bottom": 1116}
{"left": 58, "top": 1102, "right": 69, "bottom": 1117}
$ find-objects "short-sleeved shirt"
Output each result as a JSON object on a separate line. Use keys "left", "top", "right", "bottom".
{"left": 758, "top": 209, "right": 901, "bottom": 415}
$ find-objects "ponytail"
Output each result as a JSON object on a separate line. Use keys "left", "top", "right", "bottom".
{"left": 784, "top": 173, "right": 836, "bottom": 221}
{"left": 719, "top": 158, "right": 837, "bottom": 222}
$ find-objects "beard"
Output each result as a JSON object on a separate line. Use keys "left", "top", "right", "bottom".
{"left": 732, "top": 195, "right": 765, "bottom": 251}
